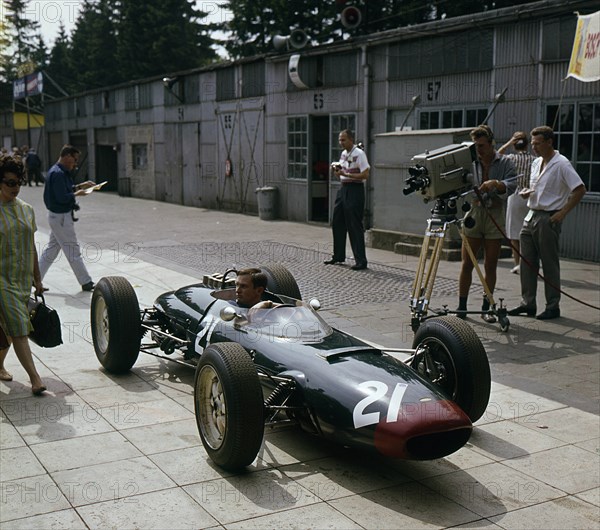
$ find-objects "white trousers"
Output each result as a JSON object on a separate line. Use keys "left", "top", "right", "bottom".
{"left": 38, "top": 212, "right": 92, "bottom": 286}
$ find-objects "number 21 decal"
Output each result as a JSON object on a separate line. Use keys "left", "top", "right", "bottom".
{"left": 353, "top": 381, "right": 408, "bottom": 429}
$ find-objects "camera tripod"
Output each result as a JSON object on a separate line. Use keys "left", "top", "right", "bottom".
{"left": 409, "top": 194, "right": 510, "bottom": 332}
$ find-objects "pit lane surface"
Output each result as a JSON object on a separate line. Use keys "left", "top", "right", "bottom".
{"left": 1, "top": 187, "right": 598, "bottom": 529}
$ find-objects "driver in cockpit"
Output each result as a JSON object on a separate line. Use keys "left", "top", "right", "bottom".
{"left": 233, "top": 268, "right": 278, "bottom": 309}
{"left": 229, "top": 268, "right": 281, "bottom": 326}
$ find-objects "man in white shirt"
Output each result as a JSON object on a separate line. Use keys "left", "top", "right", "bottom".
{"left": 508, "top": 126, "right": 586, "bottom": 320}
{"left": 324, "top": 129, "right": 370, "bottom": 270}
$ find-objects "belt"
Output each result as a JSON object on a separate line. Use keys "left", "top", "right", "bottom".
{"left": 341, "top": 181, "right": 363, "bottom": 186}
{"left": 532, "top": 209, "right": 560, "bottom": 215}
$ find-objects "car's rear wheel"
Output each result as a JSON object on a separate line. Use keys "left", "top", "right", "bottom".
{"left": 194, "top": 342, "right": 264, "bottom": 470}
{"left": 91, "top": 276, "right": 141, "bottom": 373}
{"left": 260, "top": 264, "right": 301, "bottom": 300}
{"left": 411, "top": 316, "right": 490, "bottom": 422}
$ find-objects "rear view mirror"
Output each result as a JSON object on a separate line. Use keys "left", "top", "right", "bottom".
{"left": 220, "top": 306, "right": 239, "bottom": 322}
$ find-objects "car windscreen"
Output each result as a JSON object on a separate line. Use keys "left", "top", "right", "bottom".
{"left": 244, "top": 302, "right": 332, "bottom": 342}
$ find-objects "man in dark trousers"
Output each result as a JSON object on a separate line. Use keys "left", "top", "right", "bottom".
{"left": 38, "top": 145, "right": 96, "bottom": 292}
{"left": 508, "top": 126, "right": 586, "bottom": 320}
{"left": 324, "top": 129, "right": 370, "bottom": 270}
{"left": 25, "top": 148, "right": 43, "bottom": 186}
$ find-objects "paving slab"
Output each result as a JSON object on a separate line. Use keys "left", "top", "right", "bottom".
{"left": 488, "top": 496, "right": 600, "bottom": 530}
{"left": 0, "top": 508, "right": 88, "bottom": 530}
{"left": 75, "top": 488, "right": 219, "bottom": 529}
{"left": 51, "top": 456, "right": 176, "bottom": 507}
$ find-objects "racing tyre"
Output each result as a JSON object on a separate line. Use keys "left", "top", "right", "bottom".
{"left": 412, "top": 316, "right": 490, "bottom": 422}
{"left": 91, "top": 276, "right": 141, "bottom": 373}
{"left": 194, "top": 342, "right": 264, "bottom": 470}
{"left": 260, "top": 263, "right": 302, "bottom": 300}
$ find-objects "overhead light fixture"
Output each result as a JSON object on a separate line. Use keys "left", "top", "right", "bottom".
{"left": 482, "top": 86, "right": 508, "bottom": 125}
{"left": 162, "top": 77, "right": 184, "bottom": 103}
{"left": 341, "top": 6, "right": 362, "bottom": 29}
{"left": 272, "top": 29, "right": 309, "bottom": 51}
{"left": 398, "top": 95, "right": 422, "bottom": 131}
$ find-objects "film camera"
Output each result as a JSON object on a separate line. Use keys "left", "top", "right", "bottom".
{"left": 404, "top": 140, "right": 511, "bottom": 333}
{"left": 403, "top": 142, "right": 476, "bottom": 201}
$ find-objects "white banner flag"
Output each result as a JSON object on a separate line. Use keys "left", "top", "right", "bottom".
{"left": 567, "top": 10, "right": 600, "bottom": 82}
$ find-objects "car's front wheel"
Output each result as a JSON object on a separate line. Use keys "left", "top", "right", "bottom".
{"left": 194, "top": 342, "right": 264, "bottom": 470}
{"left": 411, "top": 316, "right": 490, "bottom": 422}
{"left": 91, "top": 276, "right": 141, "bottom": 373}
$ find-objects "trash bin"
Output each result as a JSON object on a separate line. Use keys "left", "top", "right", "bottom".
{"left": 118, "top": 177, "right": 131, "bottom": 197}
{"left": 255, "top": 186, "right": 278, "bottom": 220}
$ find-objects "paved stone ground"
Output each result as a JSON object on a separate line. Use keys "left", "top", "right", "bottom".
{"left": 140, "top": 240, "right": 461, "bottom": 305}
{"left": 1, "top": 186, "right": 598, "bottom": 529}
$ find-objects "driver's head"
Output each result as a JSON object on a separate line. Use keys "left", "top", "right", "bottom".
{"left": 235, "top": 268, "right": 267, "bottom": 308}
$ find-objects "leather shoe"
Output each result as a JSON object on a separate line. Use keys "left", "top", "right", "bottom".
{"left": 82, "top": 281, "right": 95, "bottom": 292}
{"left": 323, "top": 258, "right": 344, "bottom": 265}
{"left": 536, "top": 308, "right": 560, "bottom": 320}
{"left": 507, "top": 305, "right": 536, "bottom": 316}
{"left": 351, "top": 263, "right": 368, "bottom": 270}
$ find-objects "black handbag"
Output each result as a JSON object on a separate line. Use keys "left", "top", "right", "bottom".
{"left": 28, "top": 295, "right": 63, "bottom": 348}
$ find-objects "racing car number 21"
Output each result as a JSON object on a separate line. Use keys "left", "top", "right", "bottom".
{"left": 353, "top": 381, "right": 408, "bottom": 429}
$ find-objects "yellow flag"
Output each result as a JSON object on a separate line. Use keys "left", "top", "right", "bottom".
{"left": 567, "top": 10, "right": 600, "bottom": 82}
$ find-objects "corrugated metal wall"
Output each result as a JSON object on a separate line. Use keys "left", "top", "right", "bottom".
{"left": 542, "top": 64, "right": 600, "bottom": 98}
{"left": 495, "top": 21, "right": 540, "bottom": 65}
{"left": 561, "top": 197, "right": 600, "bottom": 262}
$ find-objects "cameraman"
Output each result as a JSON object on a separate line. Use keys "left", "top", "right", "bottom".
{"left": 324, "top": 129, "right": 370, "bottom": 270}
{"left": 457, "top": 126, "right": 516, "bottom": 321}
{"left": 38, "top": 145, "right": 96, "bottom": 292}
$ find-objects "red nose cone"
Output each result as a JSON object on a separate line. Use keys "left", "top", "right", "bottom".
{"left": 374, "top": 400, "right": 472, "bottom": 459}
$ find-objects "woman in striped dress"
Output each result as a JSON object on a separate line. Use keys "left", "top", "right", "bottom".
{"left": 0, "top": 155, "right": 46, "bottom": 394}
{"left": 498, "top": 132, "right": 535, "bottom": 274}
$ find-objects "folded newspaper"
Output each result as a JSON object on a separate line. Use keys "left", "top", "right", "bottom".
{"left": 82, "top": 181, "right": 108, "bottom": 194}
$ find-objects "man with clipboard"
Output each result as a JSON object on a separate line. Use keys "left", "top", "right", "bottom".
{"left": 38, "top": 145, "right": 99, "bottom": 292}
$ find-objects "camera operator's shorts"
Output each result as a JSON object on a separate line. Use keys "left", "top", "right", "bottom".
{"left": 463, "top": 204, "right": 505, "bottom": 239}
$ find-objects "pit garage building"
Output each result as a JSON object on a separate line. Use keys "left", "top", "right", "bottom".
{"left": 42, "top": 0, "right": 599, "bottom": 261}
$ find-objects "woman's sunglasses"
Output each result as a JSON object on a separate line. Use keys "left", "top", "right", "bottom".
{"left": 2, "top": 179, "right": 25, "bottom": 188}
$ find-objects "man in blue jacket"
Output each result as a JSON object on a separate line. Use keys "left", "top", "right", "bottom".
{"left": 25, "top": 148, "right": 43, "bottom": 186}
{"left": 38, "top": 145, "right": 96, "bottom": 291}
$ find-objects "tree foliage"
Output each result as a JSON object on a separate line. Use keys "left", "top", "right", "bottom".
{"left": 1, "top": 0, "right": 534, "bottom": 105}
{"left": 3, "top": 0, "right": 218, "bottom": 98}
{"left": 0, "top": 0, "right": 46, "bottom": 109}
{"left": 1, "top": 0, "right": 43, "bottom": 81}
{"left": 68, "top": 0, "right": 119, "bottom": 92}
{"left": 44, "top": 23, "right": 76, "bottom": 98}
{"left": 221, "top": 0, "right": 340, "bottom": 58}
{"left": 116, "top": 0, "right": 217, "bottom": 81}
{"left": 219, "top": 0, "right": 535, "bottom": 58}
